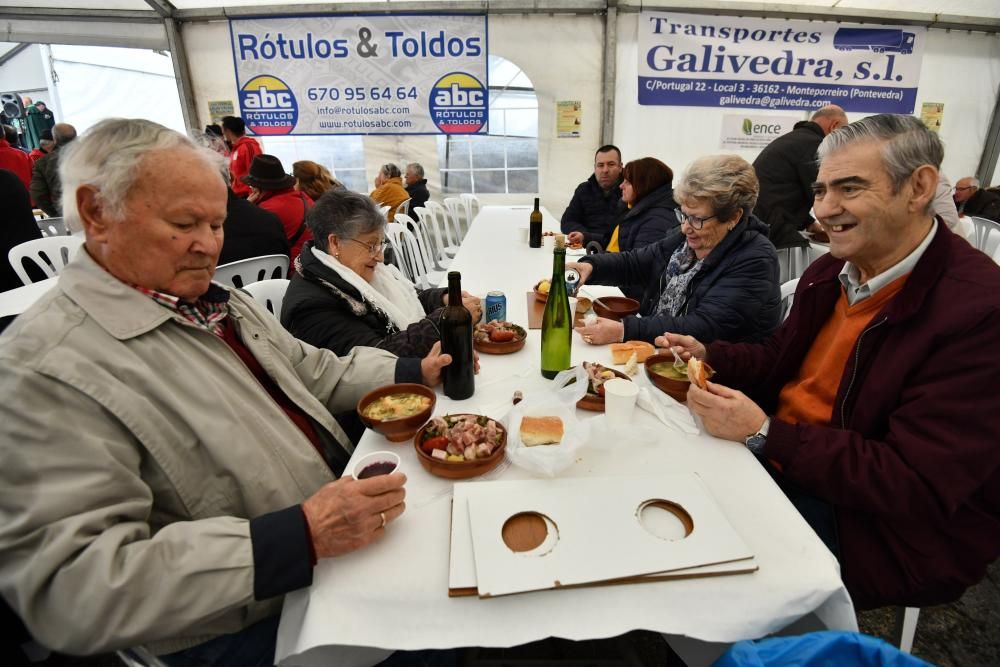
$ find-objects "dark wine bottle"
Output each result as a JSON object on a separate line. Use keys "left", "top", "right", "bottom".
{"left": 440, "top": 271, "right": 475, "bottom": 400}
{"left": 529, "top": 197, "right": 543, "bottom": 248}
{"left": 540, "top": 234, "right": 572, "bottom": 379}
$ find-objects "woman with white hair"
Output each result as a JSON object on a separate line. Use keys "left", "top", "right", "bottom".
{"left": 281, "top": 189, "right": 481, "bottom": 357}
{"left": 369, "top": 162, "right": 409, "bottom": 221}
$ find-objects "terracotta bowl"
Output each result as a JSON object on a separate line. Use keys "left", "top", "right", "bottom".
{"left": 644, "top": 354, "right": 691, "bottom": 403}
{"left": 357, "top": 383, "right": 436, "bottom": 443}
{"left": 413, "top": 415, "right": 507, "bottom": 479}
{"left": 592, "top": 296, "right": 640, "bottom": 321}
{"left": 474, "top": 323, "right": 528, "bottom": 355}
{"left": 534, "top": 282, "right": 549, "bottom": 303}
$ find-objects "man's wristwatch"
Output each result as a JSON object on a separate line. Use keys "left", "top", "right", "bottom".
{"left": 744, "top": 417, "right": 770, "bottom": 455}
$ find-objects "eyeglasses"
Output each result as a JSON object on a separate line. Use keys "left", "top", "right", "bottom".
{"left": 953, "top": 186, "right": 974, "bottom": 192}
{"left": 345, "top": 237, "right": 389, "bottom": 257}
{"left": 675, "top": 208, "right": 717, "bottom": 230}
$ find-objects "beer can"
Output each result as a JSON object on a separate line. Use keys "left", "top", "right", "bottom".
{"left": 565, "top": 268, "right": 580, "bottom": 296}
{"left": 485, "top": 291, "right": 506, "bottom": 322}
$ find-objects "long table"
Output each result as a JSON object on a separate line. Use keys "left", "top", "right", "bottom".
{"left": 275, "top": 206, "right": 856, "bottom": 666}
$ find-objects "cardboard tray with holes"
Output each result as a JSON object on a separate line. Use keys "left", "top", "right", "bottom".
{"left": 448, "top": 473, "right": 757, "bottom": 598}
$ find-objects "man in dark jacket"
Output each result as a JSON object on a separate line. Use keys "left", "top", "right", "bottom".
{"left": 30, "top": 122, "right": 76, "bottom": 217}
{"left": 218, "top": 188, "right": 290, "bottom": 266}
{"left": 404, "top": 162, "right": 430, "bottom": 215}
{"left": 672, "top": 114, "right": 1000, "bottom": 610}
{"left": 953, "top": 176, "right": 1000, "bottom": 222}
{"left": 562, "top": 145, "right": 624, "bottom": 247}
{"left": 0, "top": 169, "right": 43, "bottom": 293}
{"left": 753, "top": 105, "right": 847, "bottom": 249}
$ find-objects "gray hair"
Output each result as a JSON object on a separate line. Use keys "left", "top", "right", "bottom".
{"left": 307, "top": 189, "right": 386, "bottom": 253}
{"left": 674, "top": 154, "right": 759, "bottom": 223}
{"left": 818, "top": 114, "right": 943, "bottom": 192}
{"left": 380, "top": 163, "right": 401, "bottom": 179}
{"left": 60, "top": 118, "right": 224, "bottom": 232}
{"left": 966, "top": 176, "right": 981, "bottom": 188}
{"left": 406, "top": 162, "right": 424, "bottom": 179}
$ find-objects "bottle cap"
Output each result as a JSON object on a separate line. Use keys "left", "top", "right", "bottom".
{"left": 554, "top": 233, "right": 565, "bottom": 250}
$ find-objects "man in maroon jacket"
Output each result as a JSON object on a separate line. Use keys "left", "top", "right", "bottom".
{"left": 222, "top": 115, "right": 262, "bottom": 199}
{"left": 662, "top": 114, "right": 1000, "bottom": 610}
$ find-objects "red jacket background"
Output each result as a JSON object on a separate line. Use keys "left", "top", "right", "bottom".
{"left": 257, "top": 188, "right": 313, "bottom": 270}
{"left": 229, "top": 136, "right": 262, "bottom": 198}
{"left": 707, "top": 222, "right": 1000, "bottom": 610}
{"left": 0, "top": 140, "right": 33, "bottom": 192}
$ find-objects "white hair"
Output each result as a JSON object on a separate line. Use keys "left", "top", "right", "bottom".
{"left": 60, "top": 118, "right": 226, "bottom": 232}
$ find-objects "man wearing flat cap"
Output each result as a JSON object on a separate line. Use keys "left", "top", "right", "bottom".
{"left": 244, "top": 153, "right": 314, "bottom": 269}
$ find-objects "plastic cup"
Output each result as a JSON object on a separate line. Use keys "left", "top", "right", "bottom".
{"left": 351, "top": 450, "right": 401, "bottom": 481}
{"left": 568, "top": 297, "right": 578, "bottom": 315}
{"left": 604, "top": 378, "right": 639, "bottom": 427}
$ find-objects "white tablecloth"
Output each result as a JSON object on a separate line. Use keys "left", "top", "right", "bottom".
{"left": 275, "top": 206, "right": 856, "bottom": 667}
{"left": 0, "top": 277, "right": 58, "bottom": 318}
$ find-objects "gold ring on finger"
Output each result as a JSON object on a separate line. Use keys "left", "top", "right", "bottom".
{"left": 380, "top": 511, "right": 386, "bottom": 529}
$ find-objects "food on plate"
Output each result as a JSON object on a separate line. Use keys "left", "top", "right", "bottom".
{"left": 648, "top": 361, "right": 689, "bottom": 381}
{"left": 575, "top": 296, "right": 592, "bottom": 313}
{"left": 536, "top": 279, "right": 551, "bottom": 295}
{"left": 610, "top": 340, "right": 655, "bottom": 364}
{"left": 520, "top": 416, "right": 564, "bottom": 447}
{"left": 623, "top": 352, "right": 639, "bottom": 377}
{"left": 361, "top": 392, "right": 433, "bottom": 421}
{"left": 583, "top": 361, "right": 620, "bottom": 396}
{"left": 687, "top": 358, "right": 709, "bottom": 389}
{"left": 474, "top": 320, "right": 526, "bottom": 344}
{"left": 419, "top": 414, "right": 504, "bottom": 462}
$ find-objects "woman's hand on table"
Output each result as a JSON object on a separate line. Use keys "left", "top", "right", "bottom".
{"left": 574, "top": 317, "right": 623, "bottom": 345}
{"left": 686, "top": 382, "right": 767, "bottom": 444}
{"left": 420, "top": 341, "right": 481, "bottom": 386}
{"left": 654, "top": 332, "right": 706, "bottom": 361}
{"left": 302, "top": 473, "right": 407, "bottom": 558}
{"left": 566, "top": 261, "right": 592, "bottom": 286}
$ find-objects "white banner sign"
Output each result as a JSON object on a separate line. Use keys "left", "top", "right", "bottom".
{"left": 639, "top": 12, "right": 925, "bottom": 113}
{"left": 719, "top": 114, "right": 798, "bottom": 150}
{"left": 229, "top": 15, "right": 488, "bottom": 135}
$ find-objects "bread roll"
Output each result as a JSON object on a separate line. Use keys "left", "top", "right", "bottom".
{"left": 610, "top": 340, "right": 655, "bottom": 364}
{"left": 687, "top": 358, "right": 708, "bottom": 389}
{"left": 520, "top": 416, "right": 564, "bottom": 446}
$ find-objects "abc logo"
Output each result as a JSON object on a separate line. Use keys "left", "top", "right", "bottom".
{"left": 429, "top": 72, "right": 487, "bottom": 135}
{"left": 239, "top": 75, "right": 298, "bottom": 135}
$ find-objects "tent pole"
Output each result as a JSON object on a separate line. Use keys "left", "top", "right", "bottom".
{"left": 976, "top": 83, "right": 1000, "bottom": 187}
{"left": 164, "top": 17, "right": 198, "bottom": 130}
{"left": 600, "top": 1, "right": 617, "bottom": 145}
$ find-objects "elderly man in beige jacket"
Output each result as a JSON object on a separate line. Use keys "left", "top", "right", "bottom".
{"left": 0, "top": 119, "right": 460, "bottom": 664}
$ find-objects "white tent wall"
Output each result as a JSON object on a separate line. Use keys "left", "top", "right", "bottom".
{"left": 613, "top": 15, "right": 1000, "bottom": 189}
{"left": 183, "top": 14, "right": 605, "bottom": 213}
{"left": 0, "top": 44, "right": 47, "bottom": 97}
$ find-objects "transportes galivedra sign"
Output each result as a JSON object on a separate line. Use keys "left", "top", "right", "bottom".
{"left": 229, "top": 14, "right": 488, "bottom": 136}
{"left": 638, "top": 12, "right": 925, "bottom": 113}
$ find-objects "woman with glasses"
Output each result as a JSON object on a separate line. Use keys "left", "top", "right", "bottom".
{"left": 571, "top": 154, "right": 780, "bottom": 346}
{"left": 282, "top": 189, "right": 482, "bottom": 357}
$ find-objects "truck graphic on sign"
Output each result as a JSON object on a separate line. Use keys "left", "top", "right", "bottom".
{"left": 833, "top": 28, "right": 916, "bottom": 55}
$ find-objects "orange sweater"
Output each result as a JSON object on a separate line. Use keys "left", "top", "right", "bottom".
{"left": 776, "top": 274, "right": 910, "bottom": 427}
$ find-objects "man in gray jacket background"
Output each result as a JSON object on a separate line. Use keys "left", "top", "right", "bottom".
{"left": 0, "top": 118, "right": 457, "bottom": 664}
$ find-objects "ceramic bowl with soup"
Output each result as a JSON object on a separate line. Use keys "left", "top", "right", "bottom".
{"left": 357, "top": 383, "right": 436, "bottom": 442}
{"left": 644, "top": 354, "right": 692, "bottom": 403}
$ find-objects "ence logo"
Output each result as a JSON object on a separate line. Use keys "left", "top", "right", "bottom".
{"left": 429, "top": 72, "right": 487, "bottom": 134}
{"left": 239, "top": 75, "right": 298, "bottom": 135}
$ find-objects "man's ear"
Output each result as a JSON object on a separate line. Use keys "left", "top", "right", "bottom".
{"left": 76, "top": 185, "right": 112, "bottom": 242}
{"left": 908, "top": 165, "right": 938, "bottom": 215}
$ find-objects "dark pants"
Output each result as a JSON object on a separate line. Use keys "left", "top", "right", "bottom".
{"left": 160, "top": 614, "right": 459, "bottom": 667}
{"left": 760, "top": 457, "right": 842, "bottom": 561}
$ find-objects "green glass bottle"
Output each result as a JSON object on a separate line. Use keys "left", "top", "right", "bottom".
{"left": 541, "top": 234, "right": 572, "bottom": 379}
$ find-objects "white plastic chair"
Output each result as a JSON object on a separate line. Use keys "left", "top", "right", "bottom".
{"left": 459, "top": 193, "right": 481, "bottom": 228}
{"left": 777, "top": 246, "right": 817, "bottom": 283}
{"left": 411, "top": 206, "right": 451, "bottom": 271}
{"left": 213, "top": 254, "right": 289, "bottom": 289}
{"left": 378, "top": 204, "right": 391, "bottom": 220}
{"left": 385, "top": 222, "right": 437, "bottom": 289}
{"left": 779, "top": 278, "right": 799, "bottom": 321}
{"left": 969, "top": 216, "right": 1000, "bottom": 255}
{"left": 8, "top": 236, "right": 81, "bottom": 285}
{"left": 424, "top": 200, "right": 463, "bottom": 258}
{"left": 395, "top": 214, "right": 445, "bottom": 287}
{"left": 443, "top": 197, "right": 468, "bottom": 239}
{"left": 395, "top": 198, "right": 411, "bottom": 218}
{"left": 893, "top": 606, "right": 920, "bottom": 654}
{"left": 242, "top": 279, "right": 290, "bottom": 316}
{"left": 992, "top": 241, "right": 1000, "bottom": 265}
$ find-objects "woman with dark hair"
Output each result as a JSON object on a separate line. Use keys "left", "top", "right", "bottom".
{"left": 281, "top": 189, "right": 482, "bottom": 357}
{"left": 572, "top": 154, "right": 780, "bottom": 346}
{"left": 604, "top": 157, "right": 680, "bottom": 254}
